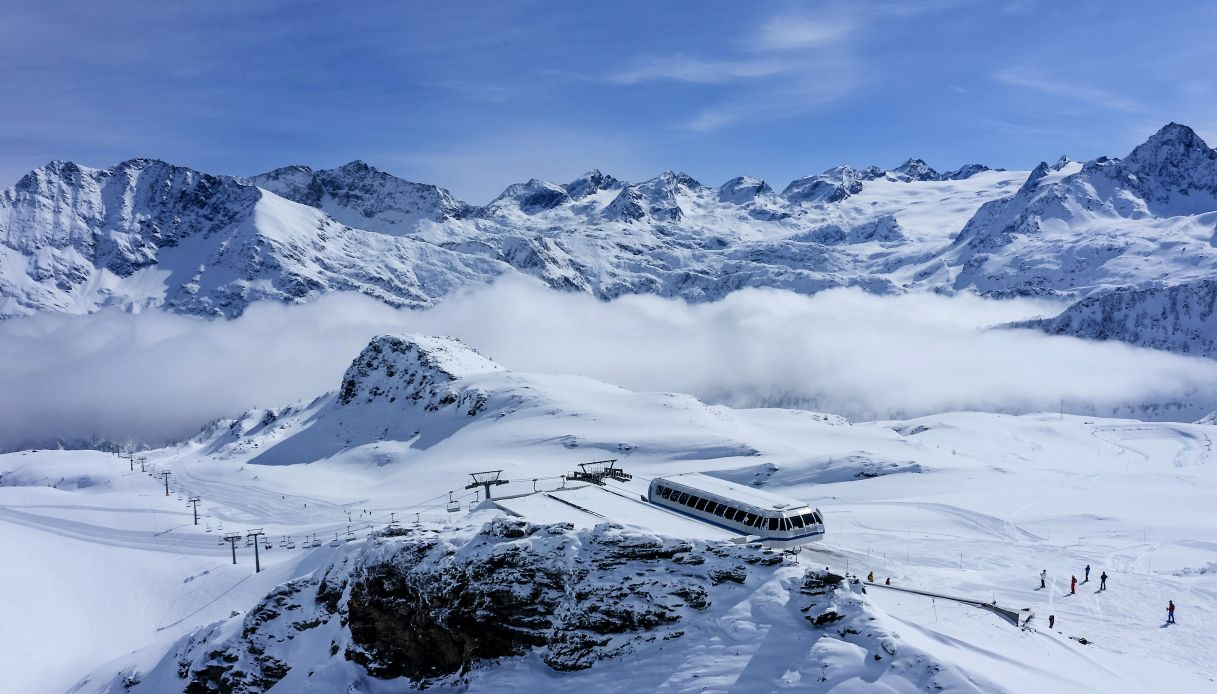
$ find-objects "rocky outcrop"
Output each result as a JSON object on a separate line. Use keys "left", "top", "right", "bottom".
{"left": 336, "top": 334, "right": 502, "bottom": 413}
{"left": 164, "top": 517, "right": 793, "bottom": 690}
{"left": 138, "top": 512, "right": 976, "bottom": 693}
{"left": 1014, "top": 279, "right": 1217, "bottom": 358}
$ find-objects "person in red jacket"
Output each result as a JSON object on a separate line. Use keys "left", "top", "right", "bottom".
{"left": 1167, "top": 600, "right": 1175, "bottom": 624}
{"left": 1071, "top": 575, "right": 1077, "bottom": 594}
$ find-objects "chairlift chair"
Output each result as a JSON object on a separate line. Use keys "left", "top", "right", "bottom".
{"left": 446, "top": 492, "right": 460, "bottom": 513}
{"left": 329, "top": 533, "right": 341, "bottom": 547}
{"left": 286, "top": 536, "right": 296, "bottom": 549}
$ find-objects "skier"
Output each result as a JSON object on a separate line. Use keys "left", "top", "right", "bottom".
{"left": 1084, "top": 564, "right": 1090, "bottom": 582}
{"left": 885, "top": 577, "right": 891, "bottom": 585}
{"left": 1167, "top": 600, "right": 1175, "bottom": 624}
{"left": 1048, "top": 614, "right": 1055, "bottom": 629}
{"left": 867, "top": 571, "right": 874, "bottom": 583}
{"left": 1071, "top": 575, "right": 1077, "bottom": 594}
{"left": 1100, "top": 571, "right": 1107, "bottom": 591}
{"left": 1040, "top": 569, "right": 1047, "bottom": 589}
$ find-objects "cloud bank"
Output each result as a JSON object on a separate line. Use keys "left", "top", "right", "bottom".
{"left": 3, "top": 279, "right": 1217, "bottom": 450}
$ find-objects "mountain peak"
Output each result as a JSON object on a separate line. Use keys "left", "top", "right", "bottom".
{"left": 1125, "top": 122, "right": 1212, "bottom": 168}
{"left": 1122, "top": 122, "right": 1217, "bottom": 204}
{"left": 337, "top": 334, "right": 503, "bottom": 408}
{"left": 718, "top": 175, "right": 773, "bottom": 204}
{"left": 489, "top": 178, "right": 571, "bottom": 214}
{"left": 564, "top": 169, "right": 622, "bottom": 199}
{"left": 333, "top": 160, "right": 384, "bottom": 177}
{"left": 890, "top": 159, "right": 941, "bottom": 181}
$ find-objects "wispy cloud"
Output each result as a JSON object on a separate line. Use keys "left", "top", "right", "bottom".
{"left": 609, "top": 56, "right": 793, "bottom": 85}
{"left": 750, "top": 14, "right": 856, "bottom": 51}
{"left": 992, "top": 67, "right": 1138, "bottom": 112}
{"left": 606, "top": 7, "right": 866, "bottom": 132}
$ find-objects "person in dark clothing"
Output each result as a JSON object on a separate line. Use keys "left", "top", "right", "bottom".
{"left": 1040, "top": 569, "right": 1047, "bottom": 588}
{"left": 1084, "top": 564, "right": 1090, "bottom": 582}
{"left": 885, "top": 577, "right": 891, "bottom": 585}
{"left": 1070, "top": 575, "right": 1077, "bottom": 594}
{"left": 1048, "top": 614, "right": 1055, "bottom": 629}
{"left": 1167, "top": 600, "right": 1175, "bottom": 624}
{"left": 1100, "top": 571, "right": 1107, "bottom": 590}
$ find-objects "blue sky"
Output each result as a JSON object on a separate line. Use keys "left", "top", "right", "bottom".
{"left": 1, "top": 0, "right": 1215, "bottom": 202}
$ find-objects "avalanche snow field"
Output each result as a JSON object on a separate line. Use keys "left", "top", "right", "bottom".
{"left": 2, "top": 412, "right": 1216, "bottom": 692}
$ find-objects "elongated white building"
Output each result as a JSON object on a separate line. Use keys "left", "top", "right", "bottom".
{"left": 648, "top": 473, "right": 825, "bottom": 547}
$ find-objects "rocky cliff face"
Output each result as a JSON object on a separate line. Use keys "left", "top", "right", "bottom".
{"left": 248, "top": 161, "right": 472, "bottom": 235}
{"left": 1016, "top": 279, "right": 1217, "bottom": 358}
{"left": 147, "top": 515, "right": 954, "bottom": 693}
{"left": 336, "top": 334, "right": 502, "bottom": 413}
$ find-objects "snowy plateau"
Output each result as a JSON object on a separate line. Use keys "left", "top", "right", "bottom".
{"left": 3, "top": 123, "right": 1217, "bottom": 693}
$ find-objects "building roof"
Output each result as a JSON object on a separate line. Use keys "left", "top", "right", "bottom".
{"left": 655, "top": 472, "right": 811, "bottom": 512}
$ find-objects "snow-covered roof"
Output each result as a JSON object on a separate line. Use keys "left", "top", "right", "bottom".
{"left": 655, "top": 472, "right": 811, "bottom": 512}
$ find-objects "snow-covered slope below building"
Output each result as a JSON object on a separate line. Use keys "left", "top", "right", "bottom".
{"left": 7, "top": 390, "right": 1217, "bottom": 691}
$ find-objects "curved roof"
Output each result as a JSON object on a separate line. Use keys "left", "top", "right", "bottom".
{"left": 653, "top": 472, "right": 811, "bottom": 513}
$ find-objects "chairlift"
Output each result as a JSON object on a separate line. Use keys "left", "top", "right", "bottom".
{"left": 311, "top": 535, "right": 322, "bottom": 548}
{"left": 446, "top": 492, "right": 460, "bottom": 513}
{"left": 205, "top": 522, "right": 212, "bottom": 532}
{"left": 278, "top": 536, "right": 287, "bottom": 548}
{"left": 286, "top": 536, "right": 296, "bottom": 549}
{"left": 329, "top": 533, "right": 341, "bottom": 548}
{"left": 344, "top": 525, "right": 356, "bottom": 542}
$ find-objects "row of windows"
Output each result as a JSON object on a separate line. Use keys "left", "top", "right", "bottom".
{"left": 655, "top": 484, "right": 823, "bottom": 533}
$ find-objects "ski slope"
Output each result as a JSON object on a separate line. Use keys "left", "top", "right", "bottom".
{"left": 3, "top": 405, "right": 1217, "bottom": 692}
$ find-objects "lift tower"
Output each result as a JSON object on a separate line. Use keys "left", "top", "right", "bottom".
{"left": 465, "top": 470, "right": 508, "bottom": 500}
{"left": 187, "top": 497, "right": 201, "bottom": 525}
{"left": 157, "top": 471, "right": 172, "bottom": 496}
{"left": 222, "top": 533, "right": 242, "bottom": 564}
{"left": 246, "top": 529, "right": 266, "bottom": 573}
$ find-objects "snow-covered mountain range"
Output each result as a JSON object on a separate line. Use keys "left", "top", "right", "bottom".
{"left": 4, "top": 123, "right": 1217, "bottom": 361}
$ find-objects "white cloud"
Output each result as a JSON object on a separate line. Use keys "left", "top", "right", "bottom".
{"left": 992, "top": 67, "right": 1138, "bottom": 112}
{"left": 751, "top": 15, "right": 855, "bottom": 51}
{"left": 605, "top": 7, "right": 865, "bottom": 132}
{"left": 3, "top": 280, "right": 1216, "bottom": 451}
{"left": 609, "top": 57, "right": 793, "bottom": 85}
